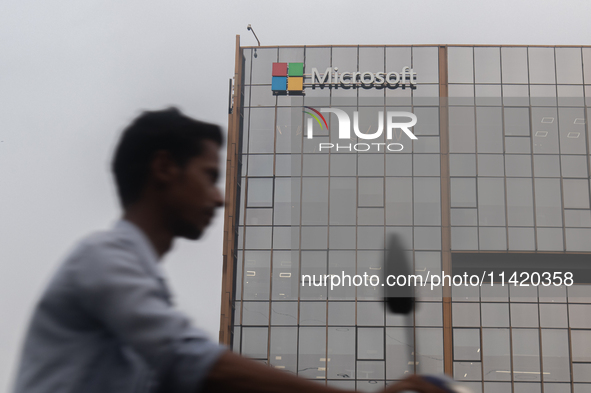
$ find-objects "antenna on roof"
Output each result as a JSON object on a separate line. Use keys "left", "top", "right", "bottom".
{"left": 247, "top": 24, "right": 261, "bottom": 46}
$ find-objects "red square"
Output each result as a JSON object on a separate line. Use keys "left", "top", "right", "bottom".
{"left": 272, "top": 62, "right": 288, "bottom": 77}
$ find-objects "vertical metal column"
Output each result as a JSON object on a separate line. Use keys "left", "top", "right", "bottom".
{"left": 219, "top": 35, "right": 244, "bottom": 346}
{"left": 438, "top": 45, "right": 453, "bottom": 376}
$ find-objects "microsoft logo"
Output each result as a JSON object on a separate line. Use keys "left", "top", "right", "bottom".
{"left": 271, "top": 62, "right": 304, "bottom": 92}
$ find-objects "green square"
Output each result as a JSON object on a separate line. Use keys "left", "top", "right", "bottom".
{"left": 288, "top": 62, "right": 304, "bottom": 77}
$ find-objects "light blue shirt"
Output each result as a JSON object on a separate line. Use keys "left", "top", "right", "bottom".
{"left": 14, "top": 220, "right": 226, "bottom": 393}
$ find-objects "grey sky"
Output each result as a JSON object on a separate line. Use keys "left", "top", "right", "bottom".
{"left": 1, "top": 0, "right": 589, "bottom": 390}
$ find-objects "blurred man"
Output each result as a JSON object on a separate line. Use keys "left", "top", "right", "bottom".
{"left": 14, "top": 108, "right": 446, "bottom": 393}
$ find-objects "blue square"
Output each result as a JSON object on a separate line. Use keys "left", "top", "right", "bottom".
{"left": 272, "top": 76, "right": 287, "bottom": 91}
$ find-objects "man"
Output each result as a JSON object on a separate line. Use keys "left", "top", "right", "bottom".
{"left": 14, "top": 108, "right": 446, "bottom": 393}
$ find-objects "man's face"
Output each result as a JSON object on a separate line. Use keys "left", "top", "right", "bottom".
{"left": 164, "top": 139, "right": 224, "bottom": 240}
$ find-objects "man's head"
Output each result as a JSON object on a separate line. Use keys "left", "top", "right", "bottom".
{"left": 112, "top": 108, "right": 224, "bottom": 239}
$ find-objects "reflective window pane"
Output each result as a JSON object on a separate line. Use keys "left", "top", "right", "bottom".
{"left": 357, "top": 361, "right": 385, "bottom": 380}
{"left": 475, "top": 47, "right": 501, "bottom": 83}
{"left": 451, "top": 227, "right": 478, "bottom": 250}
{"left": 242, "top": 302, "right": 269, "bottom": 325}
{"left": 330, "top": 177, "right": 357, "bottom": 225}
{"left": 242, "top": 327, "right": 268, "bottom": 359}
{"left": 528, "top": 47, "right": 556, "bottom": 84}
{"left": 329, "top": 226, "right": 356, "bottom": 250}
{"left": 572, "top": 331, "right": 591, "bottom": 362}
{"left": 248, "top": 108, "right": 275, "bottom": 153}
{"left": 413, "top": 154, "right": 440, "bottom": 176}
{"left": 451, "top": 209, "right": 478, "bottom": 226}
{"left": 501, "top": 47, "right": 529, "bottom": 84}
{"left": 449, "top": 107, "right": 476, "bottom": 153}
{"left": 415, "top": 302, "right": 443, "bottom": 326}
{"left": 327, "top": 326, "right": 355, "bottom": 379}
{"left": 532, "top": 108, "right": 559, "bottom": 154}
{"left": 506, "top": 178, "right": 534, "bottom": 226}
{"left": 542, "top": 329, "right": 571, "bottom": 382}
{"left": 300, "top": 302, "right": 326, "bottom": 325}
{"left": 251, "top": 48, "right": 277, "bottom": 84}
{"left": 272, "top": 251, "right": 299, "bottom": 300}
{"left": 478, "top": 154, "right": 504, "bottom": 177}
{"left": 476, "top": 107, "right": 504, "bottom": 153}
{"left": 561, "top": 155, "right": 588, "bottom": 178}
{"left": 275, "top": 108, "right": 302, "bottom": 154}
{"left": 271, "top": 302, "right": 298, "bottom": 325}
{"left": 386, "top": 177, "right": 413, "bottom": 225}
{"left": 302, "top": 177, "right": 328, "bottom": 225}
{"left": 273, "top": 178, "right": 300, "bottom": 225}
{"left": 569, "top": 305, "right": 591, "bottom": 328}
{"left": 510, "top": 303, "right": 539, "bottom": 327}
{"left": 243, "top": 251, "right": 271, "bottom": 299}
{"left": 250, "top": 85, "right": 276, "bottom": 107}
{"left": 481, "top": 303, "right": 509, "bottom": 327}
{"left": 331, "top": 154, "right": 357, "bottom": 176}
{"left": 386, "top": 154, "right": 412, "bottom": 176}
{"left": 302, "top": 154, "right": 329, "bottom": 176}
{"left": 535, "top": 179, "right": 563, "bottom": 227}
{"left": 298, "top": 327, "right": 326, "bottom": 378}
{"left": 512, "top": 329, "right": 540, "bottom": 381}
{"left": 301, "top": 226, "right": 328, "bottom": 249}
{"left": 559, "top": 108, "right": 586, "bottom": 154}
{"left": 413, "top": 47, "right": 439, "bottom": 84}
{"left": 479, "top": 227, "right": 507, "bottom": 250}
{"left": 328, "top": 302, "right": 355, "bottom": 325}
{"left": 300, "top": 251, "right": 327, "bottom": 300}
{"left": 478, "top": 178, "right": 506, "bottom": 226}
{"left": 454, "top": 362, "right": 482, "bottom": 381}
{"left": 246, "top": 208, "right": 273, "bottom": 226}
{"left": 448, "top": 47, "right": 474, "bottom": 83}
{"left": 247, "top": 178, "right": 273, "bottom": 207}
{"left": 270, "top": 327, "right": 297, "bottom": 373}
{"left": 359, "top": 178, "right": 384, "bottom": 207}
{"left": 482, "top": 328, "right": 511, "bottom": 381}
{"left": 454, "top": 328, "right": 481, "bottom": 361}
{"left": 451, "top": 178, "right": 477, "bottom": 208}
{"left": 387, "top": 329, "right": 416, "bottom": 378}
{"left": 556, "top": 47, "right": 583, "bottom": 84}
{"left": 563, "top": 179, "right": 590, "bottom": 209}
{"left": 357, "top": 301, "right": 385, "bottom": 326}
{"left": 504, "top": 107, "right": 531, "bottom": 136}
{"left": 414, "top": 178, "right": 441, "bottom": 225}
{"left": 533, "top": 155, "right": 560, "bottom": 178}
{"left": 329, "top": 251, "right": 356, "bottom": 300}
{"left": 452, "top": 303, "right": 480, "bottom": 327}
{"left": 416, "top": 328, "right": 444, "bottom": 374}
{"left": 505, "top": 155, "right": 532, "bottom": 177}
{"left": 358, "top": 327, "right": 384, "bottom": 360}
{"left": 450, "top": 154, "right": 476, "bottom": 176}
{"left": 245, "top": 227, "right": 272, "bottom": 250}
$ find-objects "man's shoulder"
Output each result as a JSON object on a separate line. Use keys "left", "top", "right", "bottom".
{"left": 73, "top": 225, "right": 137, "bottom": 257}
{"left": 59, "top": 224, "right": 143, "bottom": 281}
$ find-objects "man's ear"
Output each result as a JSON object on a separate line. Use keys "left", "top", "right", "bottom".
{"left": 150, "top": 150, "right": 181, "bottom": 187}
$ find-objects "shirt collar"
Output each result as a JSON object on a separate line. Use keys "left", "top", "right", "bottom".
{"left": 113, "top": 219, "right": 166, "bottom": 279}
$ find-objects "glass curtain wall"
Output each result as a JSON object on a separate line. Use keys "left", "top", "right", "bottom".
{"left": 230, "top": 45, "right": 591, "bottom": 393}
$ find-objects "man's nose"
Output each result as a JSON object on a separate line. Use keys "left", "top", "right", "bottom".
{"left": 214, "top": 187, "right": 225, "bottom": 208}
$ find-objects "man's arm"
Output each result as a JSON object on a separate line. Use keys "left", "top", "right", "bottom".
{"left": 71, "top": 242, "right": 226, "bottom": 393}
{"left": 204, "top": 350, "right": 449, "bottom": 393}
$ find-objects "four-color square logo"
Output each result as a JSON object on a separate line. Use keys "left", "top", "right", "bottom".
{"left": 272, "top": 62, "right": 304, "bottom": 92}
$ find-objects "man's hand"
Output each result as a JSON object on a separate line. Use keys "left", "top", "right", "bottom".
{"left": 384, "top": 375, "right": 450, "bottom": 393}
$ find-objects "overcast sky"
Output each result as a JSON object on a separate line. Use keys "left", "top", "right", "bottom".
{"left": 1, "top": 0, "right": 590, "bottom": 390}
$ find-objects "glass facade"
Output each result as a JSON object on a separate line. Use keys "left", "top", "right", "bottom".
{"left": 223, "top": 45, "right": 591, "bottom": 392}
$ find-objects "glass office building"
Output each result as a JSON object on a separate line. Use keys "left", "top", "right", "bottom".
{"left": 219, "top": 39, "right": 591, "bottom": 393}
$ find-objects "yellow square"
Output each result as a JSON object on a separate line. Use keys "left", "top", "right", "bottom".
{"left": 287, "top": 77, "right": 303, "bottom": 91}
